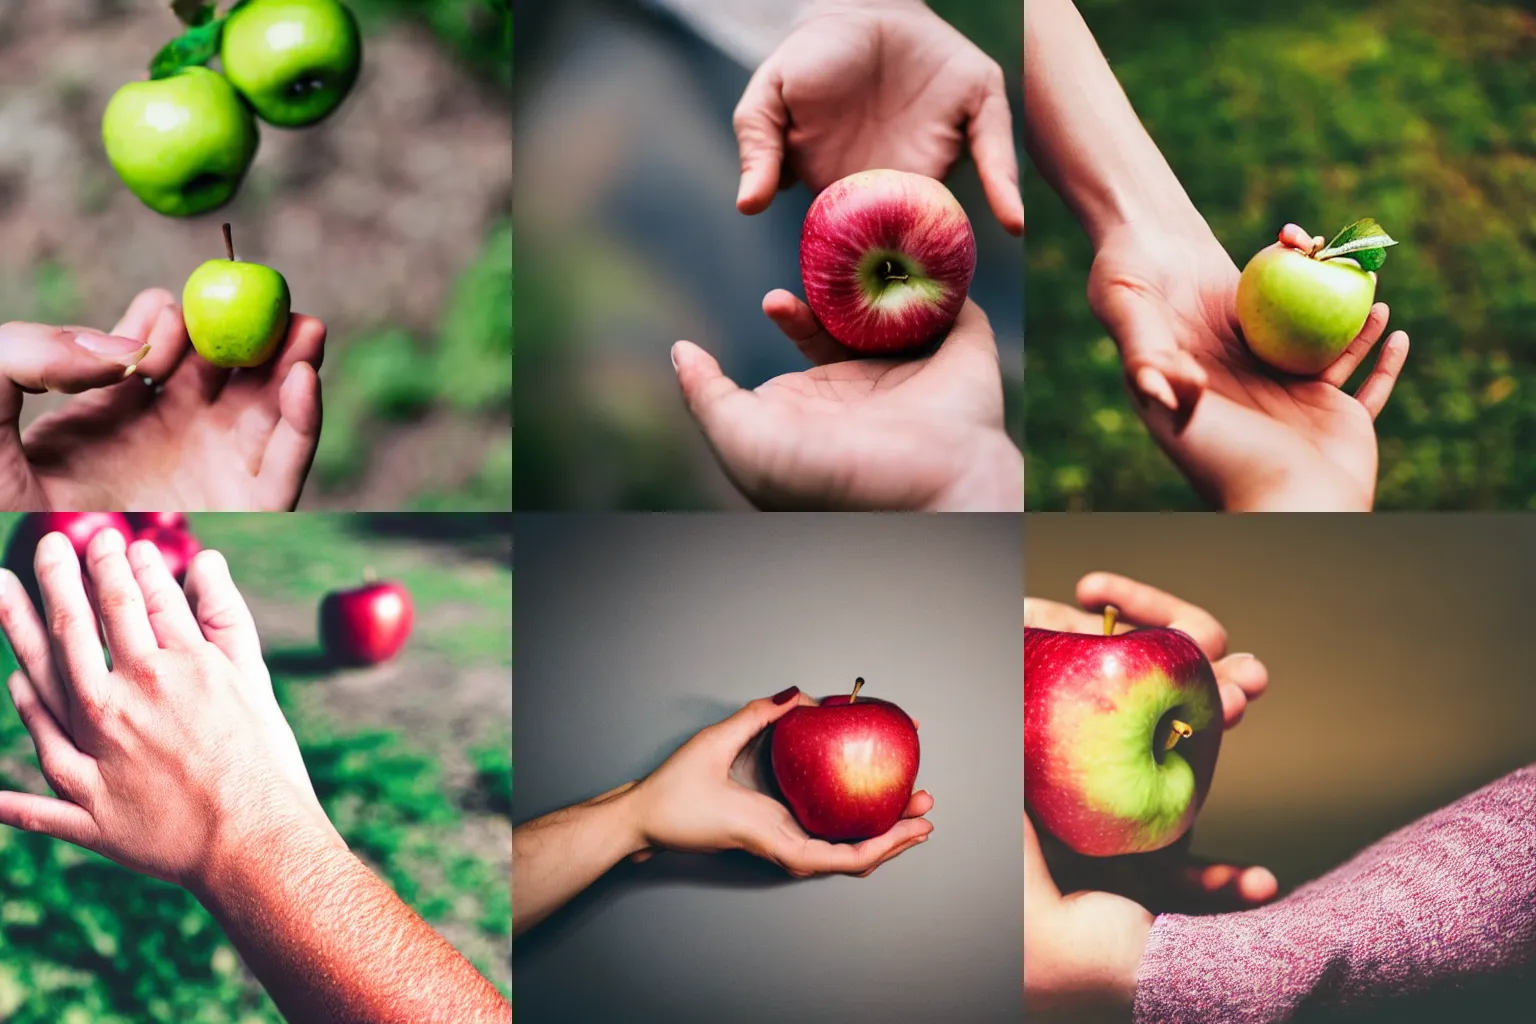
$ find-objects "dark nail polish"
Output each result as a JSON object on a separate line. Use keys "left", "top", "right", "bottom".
{"left": 772, "top": 686, "right": 799, "bottom": 705}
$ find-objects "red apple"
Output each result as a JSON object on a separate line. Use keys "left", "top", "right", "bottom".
{"left": 136, "top": 526, "right": 202, "bottom": 584}
{"left": 1025, "top": 607, "right": 1222, "bottom": 857}
{"left": 128, "top": 512, "right": 189, "bottom": 532}
{"left": 800, "top": 169, "right": 976, "bottom": 354}
{"left": 770, "top": 677, "right": 920, "bottom": 842}
{"left": 319, "top": 574, "right": 414, "bottom": 666}
{"left": 3, "top": 512, "right": 134, "bottom": 605}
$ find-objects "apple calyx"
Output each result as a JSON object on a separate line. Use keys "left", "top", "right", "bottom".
{"left": 878, "top": 260, "right": 909, "bottom": 284}
{"left": 847, "top": 676, "right": 866, "bottom": 704}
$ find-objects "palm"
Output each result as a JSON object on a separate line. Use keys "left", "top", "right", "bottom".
{"left": 25, "top": 315, "right": 324, "bottom": 512}
{"left": 774, "top": 8, "right": 994, "bottom": 191}
{"left": 1089, "top": 227, "right": 1395, "bottom": 508}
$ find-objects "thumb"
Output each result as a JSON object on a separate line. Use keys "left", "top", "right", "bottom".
{"left": 709, "top": 687, "right": 816, "bottom": 753}
{"left": 1094, "top": 287, "right": 1206, "bottom": 421}
{"left": 732, "top": 65, "right": 789, "bottom": 215}
{"left": 0, "top": 323, "right": 150, "bottom": 423}
{"left": 672, "top": 340, "right": 785, "bottom": 500}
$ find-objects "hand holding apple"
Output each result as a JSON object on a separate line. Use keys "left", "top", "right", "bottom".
{"left": 183, "top": 224, "right": 292, "bottom": 369}
{"left": 1237, "top": 219, "right": 1399, "bottom": 376}
{"left": 771, "top": 677, "right": 921, "bottom": 842}
{"left": 319, "top": 572, "right": 413, "bottom": 666}
{"left": 672, "top": 297, "right": 1021, "bottom": 511}
{"left": 3, "top": 512, "right": 133, "bottom": 606}
{"left": 625, "top": 688, "right": 933, "bottom": 878}
{"left": 1026, "top": 605, "right": 1222, "bottom": 857}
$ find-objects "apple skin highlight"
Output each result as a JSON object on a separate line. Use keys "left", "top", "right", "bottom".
{"left": 771, "top": 694, "right": 920, "bottom": 843}
{"left": 1025, "top": 624, "right": 1221, "bottom": 857}
{"left": 800, "top": 169, "right": 976, "bottom": 354}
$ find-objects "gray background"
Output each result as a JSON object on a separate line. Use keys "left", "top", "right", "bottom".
{"left": 513, "top": 513, "right": 1024, "bottom": 1023}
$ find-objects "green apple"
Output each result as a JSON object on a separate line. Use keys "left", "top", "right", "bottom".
{"left": 1236, "top": 245, "right": 1376, "bottom": 376}
{"left": 101, "top": 67, "right": 258, "bottom": 218}
{"left": 220, "top": 0, "right": 363, "bottom": 128}
{"left": 182, "top": 225, "right": 291, "bottom": 368}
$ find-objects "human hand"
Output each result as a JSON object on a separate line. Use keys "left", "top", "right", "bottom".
{"left": 734, "top": 0, "right": 1022, "bottom": 233}
{"left": 1088, "top": 220, "right": 1409, "bottom": 511}
{"left": 1024, "top": 571, "right": 1269, "bottom": 728}
{"left": 673, "top": 295, "right": 1021, "bottom": 511}
{"left": 626, "top": 687, "right": 934, "bottom": 878}
{"left": 0, "top": 527, "right": 343, "bottom": 893}
{"left": 2, "top": 287, "right": 325, "bottom": 511}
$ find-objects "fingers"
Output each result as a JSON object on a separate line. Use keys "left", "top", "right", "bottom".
{"left": 1177, "top": 860, "right": 1279, "bottom": 910}
{"left": 1277, "top": 223, "right": 1314, "bottom": 252}
{"left": 772, "top": 816, "right": 933, "bottom": 878}
{"left": 1354, "top": 331, "right": 1409, "bottom": 420}
{"left": 255, "top": 362, "right": 322, "bottom": 511}
{"left": 0, "top": 322, "right": 151, "bottom": 424}
{"left": 927, "top": 298, "right": 1003, "bottom": 379}
{"left": 1215, "top": 652, "right": 1268, "bottom": 702}
{"left": 732, "top": 64, "right": 789, "bottom": 215}
{"left": 109, "top": 287, "right": 175, "bottom": 341}
{"left": 83, "top": 528, "right": 158, "bottom": 668}
{"left": 34, "top": 534, "right": 109, "bottom": 698}
{"left": 762, "top": 290, "right": 856, "bottom": 365}
{"left": 130, "top": 297, "right": 192, "bottom": 384}
{"left": 127, "top": 539, "right": 203, "bottom": 649}
{"left": 182, "top": 549, "right": 269, "bottom": 687}
{"left": 1095, "top": 287, "right": 1207, "bottom": 418}
{"left": 0, "top": 789, "right": 97, "bottom": 848}
{"left": 1074, "top": 572, "right": 1228, "bottom": 659}
{"left": 6, "top": 671, "right": 97, "bottom": 803}
{"left": 706, "top": 688, "right": 818, "bottom": 754}
{"left": 965, "top": 66, "right": 1024, "bottom": 235}
{"left": 0, "top": 570, "right": 70, "bottom": 728}
{"left": 271, "top": 314, "right": 328, "bottom": 377}
{"left": 672, "top": 340, "right": 785, "bottom": 495}
{"left": 901, "top": 789, "right": 934, "bottom": 819}
{"left": 1318, "top": 303, "right": 1389, "bottom": 388}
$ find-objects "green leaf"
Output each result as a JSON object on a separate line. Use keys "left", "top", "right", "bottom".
{"left": 1316, "top": 218, "right": 1398, "bottom": 262}
{"left": 148, "top": 20, "right": 224, "bottom": 79}
{"left": 169, "top": 0, "right": 216, "bottom": 26}
{"left": 1354, "top": 247, "right": 1389, "bottom": 272}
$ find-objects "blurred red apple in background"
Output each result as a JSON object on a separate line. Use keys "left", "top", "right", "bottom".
{"left": 770, "top": 677, "right": 920, "bottom": 842}
{"left": 800, "top": 168, "right": 976, "bottom": 355}
{"left": 137, "top": 526, "right": 202, "bottom": 584}
{"left": 319, "top": 573, "right": 413, "bottom": 666}
{"left": 3, "top": 512, "right": 134, "bottom": 605}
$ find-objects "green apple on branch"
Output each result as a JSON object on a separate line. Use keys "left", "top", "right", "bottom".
{"left": 1236, "top": 218, "right": 1399, "bottom": 376}
{"left": 183, "top": 223, "right": 292, "bottom": 368}
{"left": 221, "top": 0, "right": 363, "bottom": 128}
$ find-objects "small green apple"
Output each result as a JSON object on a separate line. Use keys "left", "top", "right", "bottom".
{"left": 220, "top": 0, "right": 363, "bottom": 128}
{"left": 182, "top": 224, "right": 291, "bottom": 369}
{"left": 101, "top": 67, "right": 258, "bottom": 218}
{"left": 1236, "top": 245, "right": 1376, "bottom": 376}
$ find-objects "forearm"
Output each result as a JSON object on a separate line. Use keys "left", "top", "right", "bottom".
{"left": 195, "top": 825, "right": 508, "bottom": 1024}
{"left": 1134, "top": 764, "right": 1536, "bottom": 1023}
{"left": 512, "top": 781, "right": 648, "bottom": 937}
{"left": 1024, "top": 0, "right": 1202, "bottom": 246}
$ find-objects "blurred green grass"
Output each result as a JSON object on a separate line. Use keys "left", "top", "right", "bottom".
{"left": 0, "top": 513, "right": 511, "bottom": 1023}
{"left": 1025, "top": 0, "right": 1536, "bottom": 510}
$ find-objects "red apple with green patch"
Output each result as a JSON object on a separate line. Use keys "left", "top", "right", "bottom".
{"left": 770, "top": 677, "right": 920, "bottom": 842}
{"left": 137, "top": 526, "right": 202, "bottom": 585}
{"left": 3, "top": 513, "right": 134, "bottom": 607}
{"left": 800, "top": 169, "right": 976, "bottom": 355}
{"left": 1025, "top": 607, "right": 1222, "bottom": 857}
{"left": 1237, "top": 218, "right": 1398, "bottom": 376}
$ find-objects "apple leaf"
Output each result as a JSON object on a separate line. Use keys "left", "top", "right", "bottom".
{"left": 169, "top": 0, "right": 216, "bottom": 26}
{"left": 1316, "top": 218, "right": 1398, "bottom": 263}
{"left": 148, "top": 20, "right": 224, "bottom": 79}
{"left": 1353, "top": 247, "right": 1389, "bottom": 272}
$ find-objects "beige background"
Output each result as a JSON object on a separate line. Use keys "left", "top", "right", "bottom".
{"left": 1026, "top": 513, "right": 1536, "bottom": 887}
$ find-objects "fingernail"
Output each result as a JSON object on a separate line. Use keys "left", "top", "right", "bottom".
{"left": 916, "top": 834, "right": 930, "bottom": 843}
{"left": 669, "top": 342, "right": 681, "bottom": 372}
{"left": 95, "top": 528, "right": 126, "bottom": 554}
{"left": 75, "top": 332, "right": 149, "bottom": 362}
{"left": 772, "top": 686, "right": 799, "bottom": 705}
{"left": 1228, "top": 652, "right": 1255, "bottom": 660}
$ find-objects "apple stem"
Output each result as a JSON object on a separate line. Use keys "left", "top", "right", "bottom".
{"left": 1103, "top": 605, "right": 1119, "bottom": 636}
{"left": 880, "top": 260, "right": 908, "bottom": 283}
{"left": 849, "top": 676, "right": 865, "bottom": 704}
{"left": 222, "top": 223, "right": 235, "bottom": 262}
{"left": 1164, "top": 719, "right": 1193, "bottom": 751}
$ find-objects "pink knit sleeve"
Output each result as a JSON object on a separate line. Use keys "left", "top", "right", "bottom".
{"left": 1133, "top": 764, "right": 1536, "bottom": 1024}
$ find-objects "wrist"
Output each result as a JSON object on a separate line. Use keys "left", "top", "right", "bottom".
{"left": 932, "top": 431, "right": 1023, "bottom": 512}
{"left": 191, "top": 808, "right": 351, "bottom": 911}
{"left": 1221, "top": 472, "right": 1374, "bottom": 513}
{"left": 598, "top": 780, "right": 653, "bottom": 860}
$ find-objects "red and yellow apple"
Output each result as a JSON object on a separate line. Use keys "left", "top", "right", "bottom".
{"left": 800, "top": 169, "right": 976, "bottom": 355}
{"left": 770, "top": 677, "right": 920, "bottom": 842}
{"left": 1025, "top": 607, "right": 1222, "bottom": 857}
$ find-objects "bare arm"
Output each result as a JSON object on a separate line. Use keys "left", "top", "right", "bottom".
{"left": 513, "top": 782, "right": 646, "bottom": 938}
{"left": 1024, "top": 0, "right": 1203, "bottom": 244}
{"left": 197, "top": 826, "right": 510, "bottom": 1024}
